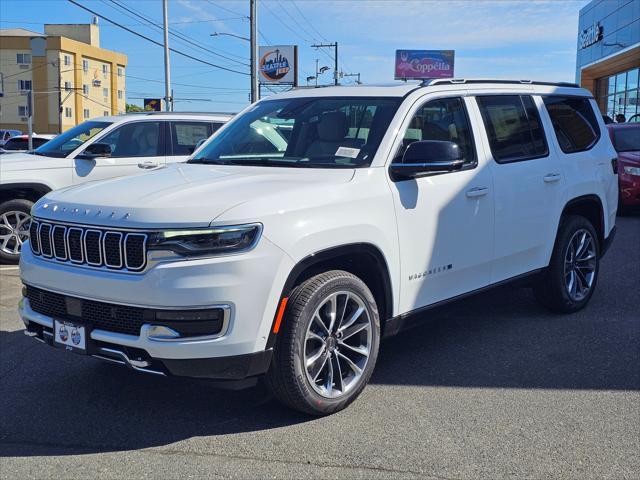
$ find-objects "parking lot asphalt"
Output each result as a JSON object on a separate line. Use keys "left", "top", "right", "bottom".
{"left": 0, "top": 216, "right": 638, "bottom": 479}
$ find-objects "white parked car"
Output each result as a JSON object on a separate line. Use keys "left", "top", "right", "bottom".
{"left": 0, "top": 134, "right": 56, "bottom": 154}
{"left": 19, "top": 80, "right": 618, "bottom": 415}
{"left": 0, "top": 112, "right": 232, "bottom": 262}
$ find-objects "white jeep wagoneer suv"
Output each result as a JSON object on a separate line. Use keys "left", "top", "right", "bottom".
{"left": 19, "top": 80, "right": 618, "bottom": 415}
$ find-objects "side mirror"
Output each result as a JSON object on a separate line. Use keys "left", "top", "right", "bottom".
{"left": 390, "top": 140, "right": 464, "bottom": 180}
{"left": 80, "top": 142, "right": 112, "bottom": 159}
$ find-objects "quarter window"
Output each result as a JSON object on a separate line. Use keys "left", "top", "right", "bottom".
{"left": 476, "top": 95, "right": 548, "bottom": 163}
{"left": 543, "top": 96, "right": 600, "bottom": 153}
{"left": 394, "top": 97, "right": 476, "bottom": 166}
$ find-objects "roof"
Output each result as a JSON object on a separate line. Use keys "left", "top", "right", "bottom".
{"left": 95, "top": 112, "right": 235, "bottom": 123}
{"left": 0, "top": 28, "right": 45, "bottom": 37}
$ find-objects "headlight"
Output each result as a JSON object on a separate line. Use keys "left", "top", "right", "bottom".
{"left": 148, "top": 223, "right": 262, "bottom": 256}
{"left": 623, "top": 166, "right": 640, "bottom": 176}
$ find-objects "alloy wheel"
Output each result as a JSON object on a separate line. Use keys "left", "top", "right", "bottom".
{"left": 0, "top": 211, "right": 31, "bottom": 256}
{"left": 564, "top": 228, "right": 597, "bottom": 302}
{"left": 303, "top": 291, "right": 373, "bottom": 399}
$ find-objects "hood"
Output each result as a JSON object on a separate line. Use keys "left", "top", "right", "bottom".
{"left": 618, "top": 151, "right": 640, "bottom": 164}
{"left": 34, "top": 163, "right": 356, "bottom": 228}
{"left": 0, "top": 152, "right": 68, "bottom": 171}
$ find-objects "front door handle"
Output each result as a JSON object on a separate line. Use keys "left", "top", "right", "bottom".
{"left": 543, "top": 173, "right": 561, "bottom": 183}
{"left": 138, "top": 162, "right": 158, "bottom": 169}
{"left": 465, "top": 187, "right": 489, "bottom": 198}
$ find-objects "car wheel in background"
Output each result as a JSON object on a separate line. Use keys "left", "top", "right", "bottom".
{"left": 0, "top": 199, "right": 33, "bottom": 264}
{"left": 266, "top": 270, "right": 380, "bottom": 415}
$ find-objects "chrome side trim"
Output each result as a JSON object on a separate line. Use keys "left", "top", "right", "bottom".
{"left": 96, "top": 347, "right": 166, "bottom": 376}
{"left": 144, "top": 304, "right": 232, "bottom": 342}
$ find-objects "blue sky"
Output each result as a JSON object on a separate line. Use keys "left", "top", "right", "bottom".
{"left": 0, "top": 0, "right": 589, "bottom": 112}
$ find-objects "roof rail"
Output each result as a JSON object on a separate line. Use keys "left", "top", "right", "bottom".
{"left": 135, "top": 111, "right": 236, "bottom": 116}
{"left": 423, "top": 78, "right": 580, "bottom": 88}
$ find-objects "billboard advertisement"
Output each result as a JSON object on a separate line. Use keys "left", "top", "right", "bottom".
{"left": 259, "top": 45, "right": 297, "bottom": 85}
{"left": 144, "top": 98, "right": 162, "bottom": 111}
{"left": 394, "top": 50, "right": 455, "bottom": 80}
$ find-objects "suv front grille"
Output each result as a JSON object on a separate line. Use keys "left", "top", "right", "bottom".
{"left": 30, "top": 219, "right": 147, "bottom": 272}
{"left": 25, "top": 285, "right": 147, "bottom": 336}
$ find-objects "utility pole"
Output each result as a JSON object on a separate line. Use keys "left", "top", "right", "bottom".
{"left": 162, "top": 0, "right": 172, "bottom": 111}
{"left": 27, "top": 89, "right": 33, "bottom": 150}
{"left": 311, "top": 42, "right": 339, "bottom": 85}
{"left": 315, "top": 59, "right": 319, "bottom": 87}
{"left": 249, "top": 0, "right": 258, "bottom": 103}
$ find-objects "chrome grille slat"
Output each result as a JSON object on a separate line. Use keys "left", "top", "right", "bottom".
{"left": 30, "top": 220, "right": 147, "bottom": 273}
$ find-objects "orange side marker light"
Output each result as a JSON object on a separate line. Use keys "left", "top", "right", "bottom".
{"left": 272, "top": 297, "right": 289, "bottom": 334}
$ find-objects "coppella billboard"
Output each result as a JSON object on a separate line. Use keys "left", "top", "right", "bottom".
{"left": 259, "top": 45, "right": 298, "bottom": 85}
{"left": 394, "top": 50, "right": 455, "bottom": 80}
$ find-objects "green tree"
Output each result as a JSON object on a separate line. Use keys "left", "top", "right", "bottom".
{"left": 125, "top": 103, "right": 144, "bottom": 112}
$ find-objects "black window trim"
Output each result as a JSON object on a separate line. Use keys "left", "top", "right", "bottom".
{"left": 541, "top": 94, "right": 601, "bottom": 154}
{"left": 391, "top": 95, "right": 478, "bottom": 176}
{"left": 475, "top": 93, "right": 550, "bottom": 165}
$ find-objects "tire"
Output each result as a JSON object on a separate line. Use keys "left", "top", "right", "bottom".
{"left": 534, "top": 215, "right": 600, "bottom": 313}
{"left": 266, "top": 270, "right": 380, "bottom": 415}
{"left": 0, "top": 199, "right": 33, "bottom": 264}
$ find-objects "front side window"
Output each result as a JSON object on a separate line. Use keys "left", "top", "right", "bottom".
{"left": 3, "top": 138, "right": 28, "bottom": 150}
{"left": 34, "top": 120, "right": 111, "bottom": 158}
{"left": 170, "top": 122, "right": 210, "bottom": 155}
{"left": 543, "top": 96, "right": 600, "bottom": 153}
{"left": 96, "top": 121, "right": 163, "bottom": 158}
{"left": 477, "top": 95, "right": 548, "bottom": 163}
{"left": 191, "top": 97, "right": 401, "bottom": 168}
{"left": 393, "top": 97, "right": 476, "bottom": 166}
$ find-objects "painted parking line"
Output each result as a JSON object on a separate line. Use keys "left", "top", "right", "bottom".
{"left": 0, "top": 266, "right": 20, "bottom": 271}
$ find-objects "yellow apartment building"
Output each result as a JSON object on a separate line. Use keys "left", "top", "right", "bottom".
{"left": 0, "top": 22, "right": 127, "bottom": 134}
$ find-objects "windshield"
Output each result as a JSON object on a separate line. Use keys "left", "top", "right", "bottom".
{"left": 613, "top": 126, "right": 640, "bottom": 152}
{"left": 34, "top": 121, "right": 112, "bottom": 158}
{"left": 189, "top": 97, "right": 401, "bottom": 168}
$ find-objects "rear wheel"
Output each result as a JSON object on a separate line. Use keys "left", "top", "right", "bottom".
{"left": 266, "top": 270, "right": 380, "bottom": 415}
{"left": 534, "top": 215, "right": 599, "bottom": 313}
{"left": 0, "top": 199, "right": 33, "bottom": 264}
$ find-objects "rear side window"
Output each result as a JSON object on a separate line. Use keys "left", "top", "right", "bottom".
{"left": 543, "top": 96, "right": 600, "bottom": 153}
{"left": 477, "top": 95, "right": 548, "bottom": 163}
{"left": 170, "top": 122, "right": 211, "bottom": 155}
{"left": 3, "top": 138, "right": 28, "bottom": 150}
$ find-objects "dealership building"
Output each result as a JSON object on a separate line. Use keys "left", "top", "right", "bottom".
{"left": 576, "top": 0, "right": 640, "bottom": 121}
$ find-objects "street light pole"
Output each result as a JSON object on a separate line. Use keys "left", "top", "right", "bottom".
{"left": 162, "top": 0, "right": 172, "bottom": 111}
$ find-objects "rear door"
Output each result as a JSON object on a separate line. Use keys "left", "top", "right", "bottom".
{"left": 73, "top": 120, "right": 167, "bottom": 183}
{"left": 474, "top": 94, "right": 566, "bottom": 282}
{"left": 166, "top": 121, "right": 213, "bottom": 164}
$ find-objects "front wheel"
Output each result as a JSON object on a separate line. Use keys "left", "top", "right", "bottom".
{"left": 266, "top": 270, "right": 380, "bottom": 415}
{"left": 534, "top": 215, "right": 600, "bottom": 313}
{"left": 0, "top": 199, "right": 33, "bottom": 264}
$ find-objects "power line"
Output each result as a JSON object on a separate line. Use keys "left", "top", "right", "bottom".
{"left": 104, "top": 0, "right": 249, "bottom": 66}
{"left": 0, "top": 18, "right": 246, "bottom": 27}
{"left": 275, "top": 0, "right": 319, "bottom": 43}
{"left": 290, "top": 1, "right": 328, "bottom": 43}
{"left": 67, "top": 0, "right": 249, "bottom": 76}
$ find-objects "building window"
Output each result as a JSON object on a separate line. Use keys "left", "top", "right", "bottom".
{"left": 102, "top": 64, "right": 108, "bottom": 76}
{"left": 117, "top": 90, "right": 123, "bottom": 100}
{"left": 103, "top": 87, "right": 109, "bottom": 97}
{"left": 599, "top": 67, "right": 640, "bottom": 122}
{"left": 117, "top": 67, "right": 123, "bottom": 77}
{"left": 103, "top": 111, "right": 109, "bottom": 116}
{"left": 64, "top": 81, "right": 72, "bottom": 91}
{"left": 82, "top": 59, "right": 89, "bottom": 72}
{"left": 18, "top": 106, "right": 28, "bottom": 117}
{"left": 64, "top": 55, "right": 71, "bottom": 66}
{"left": 65, "top": 107, "right": 73, "bottom": 118}
{"left": 83, "top": 84, "right": 89, "bottom": 95}
{"left": 16, "top": 53, "right": 31, "bottom": 64}
{"left": 84, "top": 109, "right": 90, "bottom": 119}
{"left": 17, "top": 80, "right": 32, "bottom": 91}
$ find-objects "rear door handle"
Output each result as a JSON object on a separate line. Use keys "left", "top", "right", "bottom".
{"left": 543, "top": 173, "right": 561, "bottom": 183}
{"left": 465, "top": 187, "right": 489, "bottom": 198}
{"left": 138, "top": 162, "right": 158, "bottom": 169}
